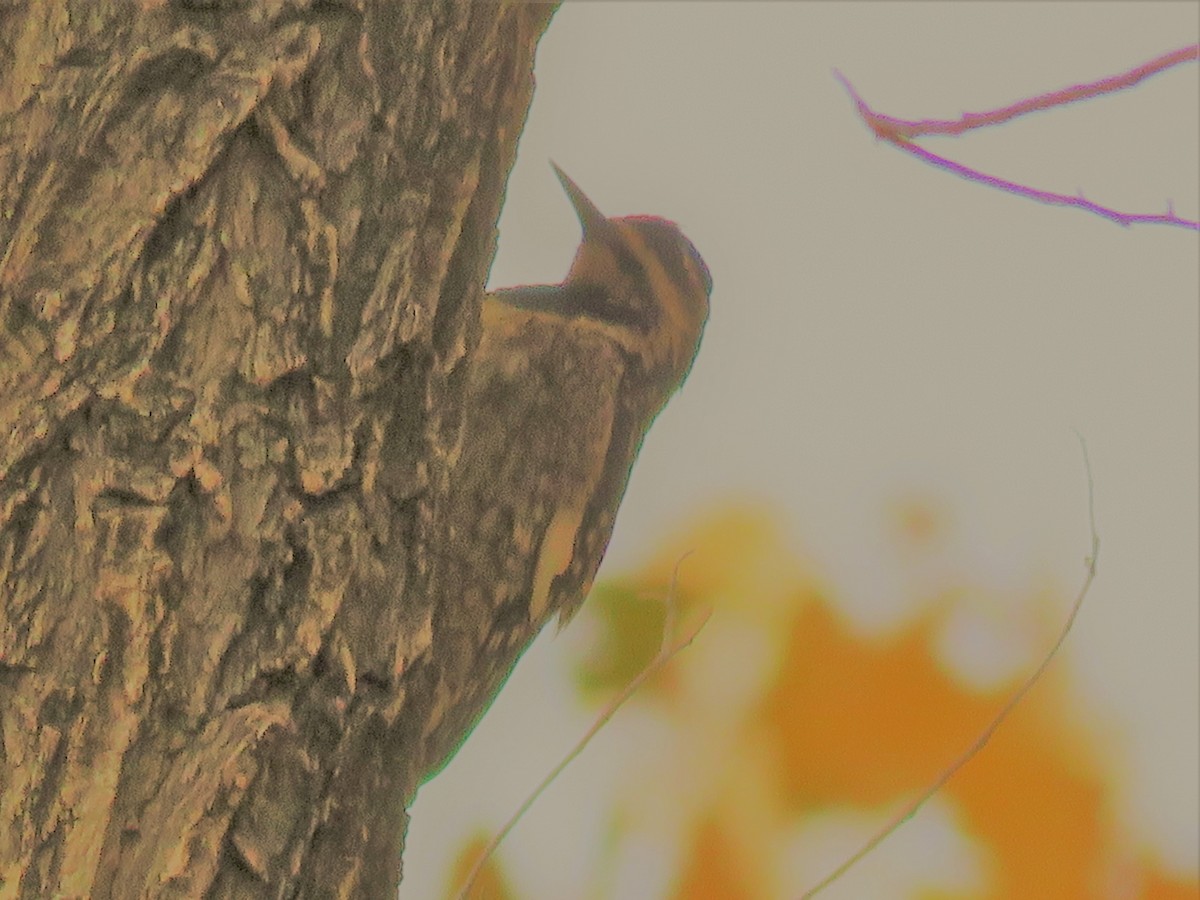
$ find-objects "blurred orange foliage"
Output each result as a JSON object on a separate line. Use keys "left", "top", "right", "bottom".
{"left": 451, "top": 503, "right": 1198, "bottom": 899}
{"left": 449, "top": 834, "right": 516, "bottom": 900}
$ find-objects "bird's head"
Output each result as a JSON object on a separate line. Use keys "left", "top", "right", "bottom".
{"left": 552, "top": 163, "right": 712, "bottom": 394}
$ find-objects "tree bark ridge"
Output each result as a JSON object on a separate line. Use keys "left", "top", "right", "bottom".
{"left": 0, "top": 3, "right": 558, "bottom": 897}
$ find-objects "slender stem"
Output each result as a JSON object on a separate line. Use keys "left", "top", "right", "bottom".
{"left": 835, "top": 46, "right": 1200, "bottom": 230}
{"left": 838, "top": 45, "right": 1199, "bottom": 140}
{"left": 801, "top": 434, "right": 1100, "bottom": 898}
{"left": 454, "top": 555, "right": 708, "bottom": 900}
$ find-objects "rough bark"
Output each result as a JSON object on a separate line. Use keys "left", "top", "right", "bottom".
{"left": 0, "top": 2, "right": 558, "bottom": 897}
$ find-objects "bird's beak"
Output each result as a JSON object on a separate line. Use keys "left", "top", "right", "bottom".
{"left": 550, "top": 161, "right": 610, "bottom": 237}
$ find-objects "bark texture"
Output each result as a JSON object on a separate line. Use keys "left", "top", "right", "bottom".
{"left": 0, "top": 2, "right": 558, "bottom": 896}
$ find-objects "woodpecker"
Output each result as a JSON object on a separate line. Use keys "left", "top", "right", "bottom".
{"left": 487, "top": 163, "right": 712, "bottom": 406}
{"left": 419, "top": 164, "right": 710, "bottom": 777}
{"left": 440, "top": 163, "right": 711, "bottom": 632}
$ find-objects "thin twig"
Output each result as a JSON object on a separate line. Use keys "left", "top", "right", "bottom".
{"left": 455, "top": 553, "right": 709, "bottom": 900}
{"left": 896, "top": 140, "right": 1195, "bottom": 229}
{"left": 841, "top": 45, "right": 1198, "bottom": 140}
{"left": 835, "top": 46, "right": 1200, "bottom": 230}
{"left": 801, "top": 434, "right": 1100, "bottom": 898}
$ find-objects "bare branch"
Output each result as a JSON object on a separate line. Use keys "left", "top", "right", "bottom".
{"left": 455, "top": 553, "right": 709, "bottom": 900}
{"left": 837, "top": 45, "right": 1200, "bottom": 229}
{"left": 801, "top": 434, "right": 1100, "bottom": 898}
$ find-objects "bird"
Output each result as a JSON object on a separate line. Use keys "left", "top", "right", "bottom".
{"left": 457, "top": 162, "right": 711, "bottom": 628}
{"left": 420, "top": 163, "right": 710, "bottom": 776}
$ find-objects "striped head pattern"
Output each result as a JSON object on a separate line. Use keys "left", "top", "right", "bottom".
{"left": 550, "top": 163, "right": 712, "bottom": 394}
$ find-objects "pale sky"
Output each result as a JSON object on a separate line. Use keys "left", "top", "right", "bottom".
{"left": 405, "top": 5, "right": 1199, "bottom": 898}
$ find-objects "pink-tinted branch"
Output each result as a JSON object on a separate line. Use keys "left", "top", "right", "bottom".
{"left": 843, "top": 45, "right": 1199, "bottom": 141}
{"left": 836, "top": 46, "right": 1200, "bottom": 230}
{"left": 899, "top": 138, "right": 1197, "bottom": 229}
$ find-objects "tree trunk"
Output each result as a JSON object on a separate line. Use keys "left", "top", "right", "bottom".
{"left": 0, "top": 2, "right": 558, "bottom": 896}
